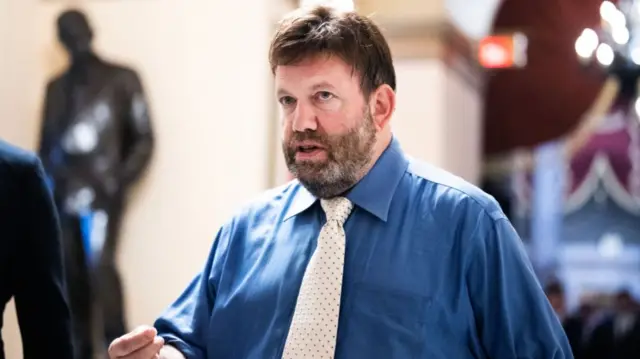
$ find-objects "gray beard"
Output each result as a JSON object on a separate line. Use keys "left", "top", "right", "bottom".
{"left": 298, "top": 170, "right": 358, "bottom": 198}
{"left": 283, "top": 109, "right": 376, "bottom": 199}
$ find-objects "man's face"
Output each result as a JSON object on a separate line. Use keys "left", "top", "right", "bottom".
{"left": 275, "top": 55, "right": 377, "bottom": 198}
{"left": 615, "top": 293, "right": 634, "bottom": 313}
{"left": 547, "top": 294, "right": 565, "bottom": 315}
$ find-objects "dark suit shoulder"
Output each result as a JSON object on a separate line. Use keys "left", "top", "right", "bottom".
{"left": 0, "top": 140, "right": 41, "bottom": 204}
{"left": 0, "top": 139, "right": 39, "bottom": 169}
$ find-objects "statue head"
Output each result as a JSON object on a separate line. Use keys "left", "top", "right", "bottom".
{"left": 57, "top": 9, "right": 94, "bottom": 59}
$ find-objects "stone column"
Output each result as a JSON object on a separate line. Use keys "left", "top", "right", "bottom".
{"left": 359, "top": 0, "right": 484, "bottom": 183}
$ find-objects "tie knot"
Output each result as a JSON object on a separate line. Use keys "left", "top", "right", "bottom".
{"left": 320, "top": 197, "right": 353, "bottom": 224}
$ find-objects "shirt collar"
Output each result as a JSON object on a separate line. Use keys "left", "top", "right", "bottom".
{"left": 283, "top": 136, "right": 409, "bottom": 222}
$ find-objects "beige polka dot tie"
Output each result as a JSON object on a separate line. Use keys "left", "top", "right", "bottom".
{"left": 281, "top": 197, "right": 354, "bottom": 359}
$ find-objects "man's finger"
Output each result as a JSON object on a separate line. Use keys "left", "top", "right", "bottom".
{"left": 128, "top": 336, "right": 165, "bottom": 359}
{"left": 108, "top": 325, "right": 157, "bottom": 357}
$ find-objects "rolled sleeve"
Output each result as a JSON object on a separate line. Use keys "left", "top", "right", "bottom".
{"left": 466, "top": 214, "right": 573, "bottom": 359}
{"left": 154, "top": 225, "right": 230, "bottom": 359}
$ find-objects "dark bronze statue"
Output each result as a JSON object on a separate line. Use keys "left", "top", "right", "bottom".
{"left": 37, "top": 9, "right": 154, "bottom": 358}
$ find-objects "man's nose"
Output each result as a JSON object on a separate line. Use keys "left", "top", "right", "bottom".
{"left": 291, "top": 103, "right": 318, "bottom": 132}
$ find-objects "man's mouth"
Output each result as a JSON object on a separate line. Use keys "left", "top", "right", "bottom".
{"left": 297, "top": 145, "right": 322, "bottom": 153}
{"left": 293, "top": 143, "right": 328, "bottom": 162}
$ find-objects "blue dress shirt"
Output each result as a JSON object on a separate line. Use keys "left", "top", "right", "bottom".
{"left": 154, "top": 137, "right": 572, "bottom": 359}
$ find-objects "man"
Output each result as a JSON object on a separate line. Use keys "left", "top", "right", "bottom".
{"left": 108, "top": 5, "right": 572, "bottom": 359}
{"left": 545, "top": 281, "right": 589, "bottom": 358}
{"left": 546, "top": 281, "right": 567, "bottom": 320}
{"left": 0, "top": 139, "right": 74, "bottom": 359}
{"left": 586, "top": 290, "right": 640, "bottom": 359}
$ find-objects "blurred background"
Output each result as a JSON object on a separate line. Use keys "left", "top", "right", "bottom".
{"left": 2, "top": 0, "right": 640, "bottom": 358}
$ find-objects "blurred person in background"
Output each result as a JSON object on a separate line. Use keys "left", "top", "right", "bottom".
{"left": 586, "top": 289, "right": 640, "bottom": 359}
{"left": 108, "top": 5, "right": 572, "bottom": 359}
{"left": 545, "top": 282, "right": 602, "bottom": 359}
{"left": 565, "top": 300, "right": 602, "bottom": 359}
{"left": 0, "top": 139, "right": 74, "bottom": 359}
{"left": 546, "top": 281, "right": 567, "bottom": 321}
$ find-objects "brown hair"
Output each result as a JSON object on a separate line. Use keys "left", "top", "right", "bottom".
{"left": 269, "top": 5, "right": 396, "bottom": 96}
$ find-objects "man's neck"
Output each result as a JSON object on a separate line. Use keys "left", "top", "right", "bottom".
{"left": 371, "top": 132, "right": 392, "bottom": 165}
{"left": 352, "top": 131, "right": 392, "bottom": 185}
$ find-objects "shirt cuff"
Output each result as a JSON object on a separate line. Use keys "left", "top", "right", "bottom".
{"left": 159, "top": 335, "right": 197, "bottom": 359}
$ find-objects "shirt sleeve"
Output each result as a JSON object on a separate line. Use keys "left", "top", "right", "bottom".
{"left": 465, "top": 213, "right": 573, "bottom": 359}
{"left": 154, "top": 225, "right": 231, "bottom": 359}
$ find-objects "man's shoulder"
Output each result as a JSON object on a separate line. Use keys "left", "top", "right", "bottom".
{"left": 226, "top": 180, "right": 301, "bottom": 224}
{"left": 0, "top": 139, "right": 39, "bottom": 170}
{"left": 406, "top": 157, "right": 505, "bottom": 221}
{"left": 0, "top": 140, "right": 42, "bottom": 206}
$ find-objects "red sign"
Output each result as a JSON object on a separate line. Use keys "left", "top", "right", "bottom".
{"left": 478, "top": 33, "right": 528, "bottom": 69}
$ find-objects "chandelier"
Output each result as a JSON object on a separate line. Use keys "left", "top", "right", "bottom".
{"left": 575, "top": 0, "right": 640, "bottom": 112}
{"left": 575, "top": 1, "right": 640, "bottom": 66}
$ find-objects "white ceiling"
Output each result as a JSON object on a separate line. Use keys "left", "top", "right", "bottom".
{"left": 445, "top": 0, "right": 504, "bottom": 40}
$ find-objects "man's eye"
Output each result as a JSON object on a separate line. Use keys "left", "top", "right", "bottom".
{"left": 279, "top": 96, "right": 296, "bottom": 106}
{"left": 316, "top": 91, "right": 334, "bottom": 101}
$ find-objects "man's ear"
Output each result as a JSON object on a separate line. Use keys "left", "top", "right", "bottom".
{"left": 370, "top": 84, "right": 395, "bottom": 131}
